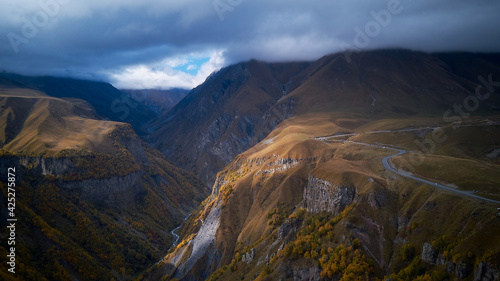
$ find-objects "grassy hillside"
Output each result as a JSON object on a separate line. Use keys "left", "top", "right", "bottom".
{"left": 149, "top": 50, "right": 500, "bottom": 188}
{"left": 148, "top": 60, "right": 311, "bottom": 186}
{"left": 0, "top": 87, "right": 119, "bottom": 154}
{"left": 148, "top": 113, "right": 500, "bottom": 281}
{"left": 144, "top": 50, "right": 500, "bottom": 281}
{"left": 0, "top": 86, "right": 209, "bottom": 280}
{"left": 0, "top": 73, "right": 158, "bottom": 135}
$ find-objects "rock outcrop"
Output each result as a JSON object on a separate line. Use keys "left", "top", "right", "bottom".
{"left": 289, "top": 267, "right": 322, "bottom": 281}
{"left": 456, "top": 260, "right": 473, "bottom": 280}
{"left": 278, "top": 218, "right": 301, "bottom": 243}
{"left": 474, "top": 262, "right": 500, "bottom": 281}
{"left": 242, "top": 248, "right": 255, "bottom": 264}
{"left": 174, "top": 201, "right": 222, "bottom": 280}
{"left": 302, "top": 175, "right": 356, "bottom": 214}
{"left": 61, "top": 171, "right": 143, "bottom": 208}
{"left": 421, "top": 242, "right": 438, "bottom": 264}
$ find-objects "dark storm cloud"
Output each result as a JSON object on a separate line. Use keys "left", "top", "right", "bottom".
{"left": 1, "top": 0, "right": 499, "bottom": 88}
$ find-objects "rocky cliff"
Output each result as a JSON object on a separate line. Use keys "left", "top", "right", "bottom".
{"left": 302, "top": 175, "right": 356, "bottom": 214}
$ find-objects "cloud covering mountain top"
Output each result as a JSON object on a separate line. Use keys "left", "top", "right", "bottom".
{"left": 1, "top": 0, "right": 499, "bottom": 89}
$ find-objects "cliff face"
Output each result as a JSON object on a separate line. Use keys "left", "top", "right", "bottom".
{"left": 1, "top": 156, "right": 143, "bottom": 208}
{"left": 61, "top": 172, "right": 143, "bottom": 208}
{"left": 302, "top": 175, "right": 356, "bottom": 214}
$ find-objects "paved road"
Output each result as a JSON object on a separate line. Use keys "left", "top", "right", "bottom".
{"left": 316, "top": 132, "right": 500, "bottom": 205}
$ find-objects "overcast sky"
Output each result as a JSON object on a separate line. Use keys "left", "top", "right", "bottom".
{"left": 1, "top": 0, "right": 499, "bottom": 89}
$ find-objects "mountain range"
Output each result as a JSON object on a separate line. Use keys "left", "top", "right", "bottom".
{"left": 149, "top": 50, "right": 500, "bottom": 187}
{"left": 1, "top": 49, "right": 500, "bottom": 281}
{"left": 145, "top": 50, "right": 500, "bottom": 281}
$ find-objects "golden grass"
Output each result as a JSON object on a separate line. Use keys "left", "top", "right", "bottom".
{"left": 0, "top": 87, "right": 50, "bottom": 98}
{"left": 393, "top": 154, "right": 500, "bottom": 195}
{"left": 1, "top": 91, "right": 123, "bottom": 155}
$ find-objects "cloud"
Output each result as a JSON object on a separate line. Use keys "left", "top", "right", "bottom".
{"left": 0, "top": 0, "right": 499, "bottom": 89}
{"left": 109, "top": 49, "right": 225, "bottom": 89}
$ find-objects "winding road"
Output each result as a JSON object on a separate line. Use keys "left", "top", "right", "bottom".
{"left": 316, "top": 130, "right": 500, "bottom": 205}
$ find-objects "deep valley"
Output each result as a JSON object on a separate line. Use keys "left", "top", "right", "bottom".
{"left": 1, "top": 50, "right": 500, "bottom": 281}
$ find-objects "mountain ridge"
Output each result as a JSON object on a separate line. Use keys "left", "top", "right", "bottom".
{"left": 144, "top": 49, "right": 500, "bottom": 281}
{"left": 149, "top": 49, "right": 500, "bottom": 188}
{"left": 0, "top": 73, "right": 159, "bottom": 135}
{"left": 1, "top": 49, "right": 500, "bottom": 281}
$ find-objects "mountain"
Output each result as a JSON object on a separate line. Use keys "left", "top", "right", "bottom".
{"left": 121, "top": 89, "right": 189, "bottom": 116}
{"left": 144, "top": 50, "right": 500, "bottom": 281}
{"left": 0, "top": 81, "right": 210, "bottom": 280}
{"left": 148, "top": 60, "right": 311, "bottom": 186}
{"left": 1, "top": 50, "right": 499, "bottom": 281}
{"left": 0, "top": 73, "right": 158, "bottom": 135}
{"left": 149, "top": 50, "right": 500, "bottom": 187}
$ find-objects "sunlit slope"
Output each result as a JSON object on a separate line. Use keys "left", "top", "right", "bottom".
{"left": 0, "top": 73, "right": 158, "bottom": 134}
{"left": 0, "top": 84, "right": 209, "bottom": 280}
{"left": 0, "top": 87, "right": 120, "bottom": 154}
{"left": 149, "top": 50, "right": 500, "bottom": 189}
{"left": 148, "top": 112, "right": 500, "bottom": 281}
{"left": 143, "top": 50, "right": 500, "bottom": 281}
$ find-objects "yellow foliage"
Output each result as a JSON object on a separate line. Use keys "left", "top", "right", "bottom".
{"left": 283, "top": 210, "right": 373, "bottom": 280}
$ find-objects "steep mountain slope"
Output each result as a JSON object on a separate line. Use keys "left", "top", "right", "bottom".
{"left": 285, "top": 50, "right": 486, "bottom": 115}
{"left": 433, "top": 52, "right": 500, "bottom": 85}
{"left": 0, "top": 86, "right": 210, "bottom": 280}
{"left": 121, "top": 89, "right": 189, "bottom": 115}
{"left": 148, "top": 60, "right": 311, "bottom": 186}
{"left": 145, "top": 50, "right": 500, "bottom": 281}
{"left": 0, "top": 73, "right": 158, "bottom": 135}
{"left": 148, "top": 116, "right": 500, "bottom": 281}
{"left": 149, "top": 50, "right": 500, "bottom": 187}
